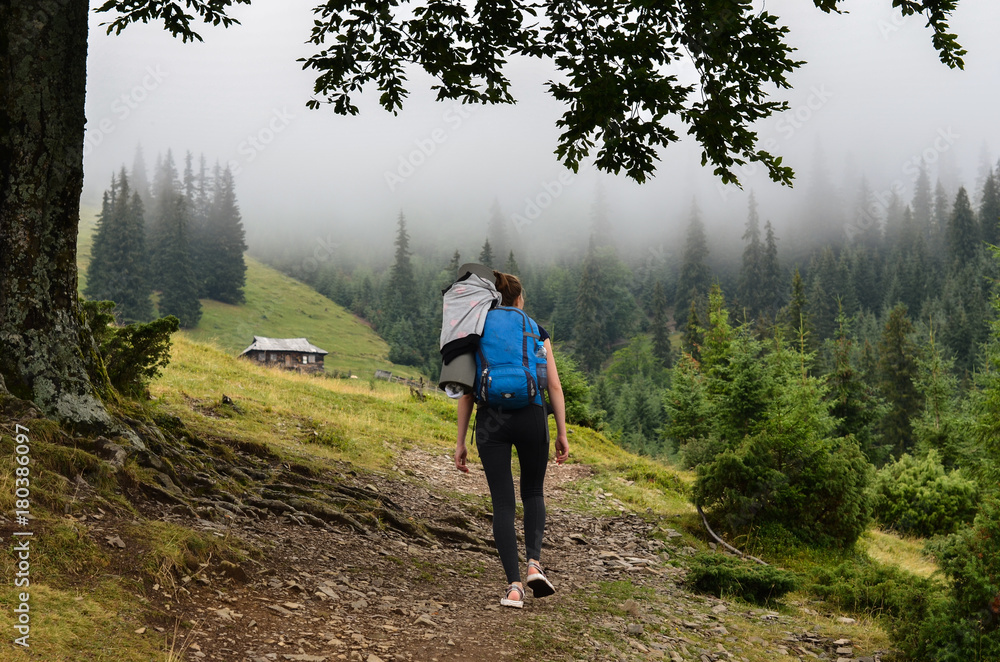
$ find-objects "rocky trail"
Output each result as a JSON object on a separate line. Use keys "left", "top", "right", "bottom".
{"left": 67, "top": 441, "right": 887, "bottom": 662}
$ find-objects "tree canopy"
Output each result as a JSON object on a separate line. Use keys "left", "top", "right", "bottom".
{"left": 97, "top": 0, "right": 965, "bottom": 185}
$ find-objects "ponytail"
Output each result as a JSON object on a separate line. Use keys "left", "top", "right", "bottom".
{"left": 492, "top": 270, "right": 523, "bottom": 307}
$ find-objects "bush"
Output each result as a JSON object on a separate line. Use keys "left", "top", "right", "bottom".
{"left": 805, "top": 557, "right": 938, "bottom": 620}
{"left": 686, "top": 553, "right": 797, "bottom": 605}
{"left": 871, "top": 451, "right": 978, "bottom": 537}
{"left": 695, "top": 432, "right": 873, "bottom": 548}
{"left": 82, "top": 300, "right": 179, "bottom": 397}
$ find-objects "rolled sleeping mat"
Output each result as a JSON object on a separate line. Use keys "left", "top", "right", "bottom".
{"left": 438, "top": 352, "right": 476, "bottom": 398}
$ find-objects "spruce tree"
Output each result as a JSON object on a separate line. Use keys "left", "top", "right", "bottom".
{"left": 85, "top": 170, "right": 153, "bottom": 322}
{"left": 675, "top": 200, "right": 711, "bottom": 329}
{"left": 761, "top": 220, "right": 783, "bottom": 319}
{"left": 806, "top": 247, "right": 838, "bottom": 343}
{"left": 202, "top": 166, "right": 247, "bottom": 303}
{"left": 913, "top": 322, "right": 967, "bottom": 468}
{"left": 503, "top": 250, "right": 519, "bottom": 275}
{"left": 853, "top": 175, "right": 881, "bottom": 250}
{"left": 574, "top": 244, "right": 606, "bottom": 372}
{"left": 487, "top": 199, "right": 509, "bottom": 265}
{"left": 931, "top": 179, "right": 950, "bottom": 258}
{"left": 911, "top": 164, "right": 933, "bottom": 239}
{"left": 148, "top": 150, "right": 181, "bottom": 291}
{"left": 947, "top": 187, "right": 980, "bottom": 268}
{"left": 877, "top": 303, "right": 922, "bottom": 458}
{"left": 979, "top": 168, "right": 1000, "bottom": 246}
{"left": 826, "top": 304, "right": 889, "bottom": 465}
{"left": 651, "top": 280, "right": 673, "bottom": 369}
{"left": 387, "top": 212, "right": 417, "bottom": 321}
{"left": 85, "top": 182, "right": 115, "bottom": 302}
{"left": 737, "top": 191, "right": 764, "bottom": 319}
{"left": 155, "top": 190, "right": 202, "bottom": 328}
{"left": 478, "top": 238, "right": 494, "bottom": 267}
{"left": 681, "top": 299, "right": 704, "bottom": 360}
{"left": 783, "top": 267, "right": 811, "bottom": 346}
{"left": 447, "top": 249, "right": 461, "bottom": 274}
{"left": 130, "top": 144, "right": 152, "bottom": 206}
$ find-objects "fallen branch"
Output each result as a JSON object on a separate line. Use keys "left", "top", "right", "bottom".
{"left": 696, "top": 504, "right": 769, "bottom": 566}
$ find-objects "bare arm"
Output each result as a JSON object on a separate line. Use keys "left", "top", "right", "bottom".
{"left": 455, "top": 393, "right": 474, "bottom": 472}
{"left": 545, "top": 339, "right": 569, "bottom": 464}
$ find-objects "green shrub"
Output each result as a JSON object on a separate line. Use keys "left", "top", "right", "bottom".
{"left": 686, "top": 552, "right": 797, "bottom": 605}
{"left": 891, "top": 495, "right": 1000, "bottom": 661}
{"left": 871, "top": 451, "right": 978, "bottom": 537}
{"left": 82, "top": 300, "right": 179, "bottom": 397}
{"left": 805, "top": 557, "right": 938, "bottom": 620}
{"left": 695, "top": 432, "right": 873, "bottom": 548}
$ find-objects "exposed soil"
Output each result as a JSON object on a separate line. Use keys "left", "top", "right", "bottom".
{"left": 54, "top": 447, "right": 886, "bottom": 662}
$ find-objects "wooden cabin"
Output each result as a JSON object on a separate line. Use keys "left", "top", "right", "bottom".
{"left": 239, "top": 336, "right": 328, "bottom": 373}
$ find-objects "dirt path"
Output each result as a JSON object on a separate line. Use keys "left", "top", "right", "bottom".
{"left": 93, "top": 450, "right": 885, "bottom": 662}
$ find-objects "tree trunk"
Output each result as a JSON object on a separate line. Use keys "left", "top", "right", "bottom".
{"left": 0, "top": 1, "right": 111, "bottom": 426}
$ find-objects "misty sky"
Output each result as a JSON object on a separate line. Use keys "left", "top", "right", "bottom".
{"left": 82, "top": 0, "right": 1000, "bottom": 264}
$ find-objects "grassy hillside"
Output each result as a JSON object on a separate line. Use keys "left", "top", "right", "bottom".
{"left": 1, "top": 334, "right": 918, "bottom": 661}
{"left": 77, "top": 210, "right": 422, "bottom": 380}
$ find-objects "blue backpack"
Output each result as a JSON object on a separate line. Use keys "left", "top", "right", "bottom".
{"left": 474, "top": 307, "right": 547, "bottom": 409}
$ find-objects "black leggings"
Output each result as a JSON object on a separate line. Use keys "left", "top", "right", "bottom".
{"left": 475, "top": 404, "right": 549, "bottom": 584}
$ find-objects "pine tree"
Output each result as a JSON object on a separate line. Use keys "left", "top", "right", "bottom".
{"left": 651, "top": 280, "right": 673, "bottom": 369}
{"left": 913, "top": 322, "right": 967, "bottom": 468}
{"left": 504, "top": 250, "right": 520, "bottom": 275}
{"left": 877, "top": 303, "right": 922, "bottom": 458}
{"left": 979, "top": 168, "right": 1000, "bottom": 246}
{"left": 737, "top": 191, "right": 764, "bottom": 319}
{"left": 947, "top": 187, "right": 980, "bottom": 268}
{"left": 202, "top": 166, "right": 247, "bottom": 303}
{"left": 85, "top": 170, "right": 154, "bottom": 322}
{"left": 911, "top": 164, "right": 933, "bottom": 240}
{"left": 806, "top": 247, "right": 838, "bottom": 343}
{"left": 148, "top": 150, "right": 181, "bottom": 291}
{"left": 681, "top": 300, "right": 704, "bottom": 360}
{"left": 487, "top": 199, "right": 509, "bottom": 264}
{"left": 825, "top": 304, "right": 889, "bottom": 465}
{"left": 761, "top": 220, "right": 783, "bottom": 319}
{"left": 853, "top": 175, "right": 881, "bottom": 250}
{"left": 675, "top": 200, "right": 711, "bottom": 329}
{"left": 574, "top": 245, "right": 606, "bottom": 372}
{"left": 130, "top": 144, "right": 152, "bottom": 206}
{"left": 387, "top": 212, "right": 417, "bottom": 321}
{"left": 783, "top": 267, "right": 811, "bottom": 346}
{"left": 931, "top": 179, "right": 950, "bottom": 258}
{"left": 155, "top": 190, "right": 202, "bottom": 328}
{"left": 478, "top": 238, "right": 494, "bottom": 267}
{"left": 85, "top": 182, "right": 116, "bottom": 303}
{"left": 447, "top": 249, "right": 461, "bottom": 274}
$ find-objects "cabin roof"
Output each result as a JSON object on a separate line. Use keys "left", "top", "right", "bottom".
{"left": 239, "top": 336, "right": 329, "bottom": 356}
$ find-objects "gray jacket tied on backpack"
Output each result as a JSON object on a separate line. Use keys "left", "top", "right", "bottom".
{"left": 438, "top": 270, "right": 501, "bottom": 397}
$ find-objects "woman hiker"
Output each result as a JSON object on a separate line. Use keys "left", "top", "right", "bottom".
{"left": 453, "top": 271, "right": 570, "bottom": 608}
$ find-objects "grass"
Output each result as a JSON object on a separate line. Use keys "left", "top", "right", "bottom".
{"left": 77, "top": 205, "right": 423, "bottom": 382}
{"left": 0, "top": 581, "right": 165, "bottom": 661}
{"left": 862, "top": 528, "right": 938, "bottom": 579}
{"left": 151, "top": 336, "right": 454, "bottom": 472}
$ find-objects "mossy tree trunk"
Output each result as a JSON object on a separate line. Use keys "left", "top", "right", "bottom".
{"left": 0, "top": 1, "right": 111, "bottom": 426}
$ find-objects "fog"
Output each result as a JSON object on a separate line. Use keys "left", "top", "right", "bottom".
{"left": 82, "top": 0, "right": 1000, "bottom": 267}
